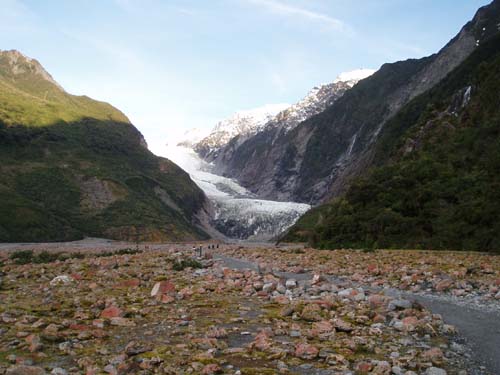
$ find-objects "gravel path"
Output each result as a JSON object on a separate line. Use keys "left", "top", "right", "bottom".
{"left": 214, "top": 254, "right": 500, "bottom": 374}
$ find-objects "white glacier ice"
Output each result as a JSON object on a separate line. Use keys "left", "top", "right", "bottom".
{"left": 163, "top": 144, "right": 310, "bottom": 241}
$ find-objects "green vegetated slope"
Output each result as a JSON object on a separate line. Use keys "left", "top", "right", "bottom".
{"left": 285, "top": 34, "right": 500, "bottom": 252}
{"left": 0, "top": 50, "right": 209, "bottom": 242}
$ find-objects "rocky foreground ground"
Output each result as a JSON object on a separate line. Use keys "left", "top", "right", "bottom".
{"left": 0, "top": 243, "right": 499, "bottom": 375}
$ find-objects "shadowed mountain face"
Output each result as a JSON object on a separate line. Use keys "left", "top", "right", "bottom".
{"left": 200, "top": 1, "right": 500, "bottom": 206}
{"left": 285, "top": 23, "right": 500, "bottom": 252}
{"left": 0, "top": 50, "right": 210, "bottom": 242}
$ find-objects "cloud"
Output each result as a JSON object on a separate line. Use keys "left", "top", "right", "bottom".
{"left": 244, "top": 0, "right": 347, "bottom": 31}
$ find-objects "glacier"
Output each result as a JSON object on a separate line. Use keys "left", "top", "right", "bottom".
{"left": 163, "top": 144, "right": 310, "bottom": 241}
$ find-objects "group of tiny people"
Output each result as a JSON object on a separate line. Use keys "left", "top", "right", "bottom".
{"left": 192, "top": 243, "right": 219, "bottom": 256}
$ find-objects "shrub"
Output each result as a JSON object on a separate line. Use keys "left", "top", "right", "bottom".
{"left": 172, "top": 258, "right": 202, "bottom": 271}
{"left": 10, "top": 250, "right": 34, "bottom": 265}
{"left": 95, "top": 248, "right": 142, "bottom": 257}
{"left": 33, "top": 251, "right": 61, "bottom": 264}
{"left": 10, "top": 250, "right": 87, "bottom": 264}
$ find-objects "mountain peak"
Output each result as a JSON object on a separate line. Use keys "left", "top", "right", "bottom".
{"left": 0, "top": 49, "right": 63, "bottom": 90}
{"left": 193, "top": 71, "right": 377, "bottom": 159}
{"left": 195, "top": 103, "right": 289, "bottom": 151}
{"left": 334, "top": 68, "right": 377, "bottom": 86}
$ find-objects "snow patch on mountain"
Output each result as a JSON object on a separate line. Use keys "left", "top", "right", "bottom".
{"left": 334, "top": 68, "right": 376, "bottom": 86}
{"left": 196, "top": 103, "right": 289, "bottom": 152}
{"left": 194, "top": 69, "right": 377, "bottom": 156}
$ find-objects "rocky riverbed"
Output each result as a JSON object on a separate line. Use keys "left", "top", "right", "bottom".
{"left": 0, "top": 243, "right": 498, "bottom": 374}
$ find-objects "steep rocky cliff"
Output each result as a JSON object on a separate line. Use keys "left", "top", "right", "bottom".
{"left": 204, "top": 1, "right": 500, "bottom": 205}
{"left": 285, "top": 30, "right": 500, "bottom": 252}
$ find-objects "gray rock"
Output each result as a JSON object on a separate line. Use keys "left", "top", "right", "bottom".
{"left": 425, "top": 367, "right": 447, "bottom": 375}
{"left": 388, "top": 299, "right": 412, "bottom": 310}
{"left": 276, "top": 283, "right": 286, "bottom": 294}
{"left": 338, "top": 288, "right": 352, "bottom": 298}
{"left": 285, "top": 279, "right": 297, "bottom": 289}
{"left": 290, "top": 330, "right": 301, "bottom": 338}
{"left": 262, "top": 282, "right": 275, "bottom": 293}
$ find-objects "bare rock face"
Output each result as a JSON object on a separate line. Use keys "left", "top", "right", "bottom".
{"left": 0, "top": 49, "right": 63, "bottom": 90}
{"left": 79, "top": 177, "right": 127, "bottom": 211}
{"left": 194, "top": 1, "right": 500, "bottom": 205}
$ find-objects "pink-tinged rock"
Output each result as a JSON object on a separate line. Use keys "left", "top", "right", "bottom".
{"left": 116, "top": 279, "right": 140, "bottom": 288}
{"left": 494, "top": 279, "right": 500, "bottom": 286}
{"left": 435, "top": 279, "right": 453, "bottom": 292}
{"left": 372, "top": 361, "right": 391, "bottom": 374}
{"left": 25, "top": 334, "right": 42, "bottom": 353}
{"left": 401, "top": 316, "right": 419, "bottom": 331}
{"left": 295, "top": 343, "right": 319, "bottom": 359}
{"left": 368, "top": 294, "right": 387, "bottom": 308}
{"left": 421, "top": 347, "right": 444, "bottom": 364}
{"left": 91, "top": 329, "right": 108, "bottom": 338}
{"left": 88, "top": 282, "right": 98, "bottom": 290}
{"left": 312, "top": 320, "right": 333, "bottom": 334}
{"left": 256, "top": 290, "right": 270, "bottom": 297}
{"left": 71, "top": 273, "right": 83, "bottom": 281}
{"left": 6, "top": 365, "right": 46, "bottom": 375}
{"left": 373, "top": 314, "right": 386, "bottom": 323}
{"left": 69, "top": 323, "right": 90, "bottom": 331}
{"left": 451, "top": 289, "right": 466, "bottom": 297}
{"left": 273, "top": 295, "right": 290, "bottom": 305}
{"left": 43, "top": 324, "right": 59, "bottom": 335}
{"left": 201, "top": 364, "right": 222, "bottom": 375}
{"left": 160, "top": 295, "right": 175, "bottom": 304}
{"left": 333, "top": 318, "right": 354, "bottom": 333}
{"left": 301, "top": 303, "right": 323, "bottom": 322}
{"left": 250, "top": 331, "right": 273, "bottom": 351}
{"left": 356, "top": 362, "right": 374, "bottom": 373}
{"left": 150, "top": 281, "right": 175, "bottom": 299}
{"left": 367, "top": 263, "right": 379, "bottom": 274}
{"left": 263, "top": 274, "right": 279, "bottom": 284}
{"left": 207, "top": 327, "right": 228, "bottom": 339}
{"left": 100, "top": 306, "right": 123, "bottom": 319}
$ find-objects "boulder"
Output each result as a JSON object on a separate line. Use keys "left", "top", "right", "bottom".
{"left": 295, "top": 343, "right": 319, "bottom": 359}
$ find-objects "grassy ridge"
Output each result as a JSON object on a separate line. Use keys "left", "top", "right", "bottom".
{"left": 284, "top": 34, "right": 500, "bottom": 253}
{"left": 0, "top": 51, "right": 209, "bottom": 242}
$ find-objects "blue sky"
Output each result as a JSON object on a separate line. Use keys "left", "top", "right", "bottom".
{"left": 0, "top": 0, "right": 491, "bottom": 154}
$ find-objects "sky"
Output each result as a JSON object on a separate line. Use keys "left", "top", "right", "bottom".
{"left": 0, "top": 0, "right": 492, "bottom": 155}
